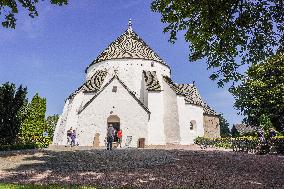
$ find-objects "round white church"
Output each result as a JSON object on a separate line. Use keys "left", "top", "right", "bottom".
{"left": 53, "top": 21, "right": 220, "bottom": 147}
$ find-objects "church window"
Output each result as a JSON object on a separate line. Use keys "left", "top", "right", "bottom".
{"left": 112, "top": 86, "right": 117, "bottom": 92}
{"left": 151, "top": 62, "right": 154, "bottom": 67}
{"left": 190, "top": 120, "right": 196, "bottom": 130}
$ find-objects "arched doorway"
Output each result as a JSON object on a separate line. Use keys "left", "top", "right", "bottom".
{"left": 107, "top": 115, "right": 120, "bottom": 142}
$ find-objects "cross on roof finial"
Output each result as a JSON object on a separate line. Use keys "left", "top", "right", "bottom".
{"left": 128, "top": 19, "right": 132, "bottom": 31}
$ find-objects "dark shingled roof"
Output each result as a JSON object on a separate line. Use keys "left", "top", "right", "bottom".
{"left": 163, "top": 76, "right": 218, "bottom": 115}
{"left": 143, "top": 71, "right": 162, "bottom": 91}
{"left": 163, "top": 76, "right": 184, "bottom": 95}
{"left": 86, "top": 26, "right": 168, "bottom": 72}
{"left": 83, "top": 70, "right": 108, "bottom": 92}
{"left": 67, "top": 70, "right": 108, "bottom": 100}
{"left": 203, "top": 103, "right": 219, "bottom": 116}
{"left": 175, "top": 84, "right": 204, "bottom": 106}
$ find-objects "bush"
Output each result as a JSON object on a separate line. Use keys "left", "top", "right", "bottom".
{"left": 195, "top": 136, "right": 284, "bottom": 154}
{"left": 0, "top": 142, "right": 37, "bottom": 151}
{"left": 194, "top": 137, "right": 232, "bottom": 149}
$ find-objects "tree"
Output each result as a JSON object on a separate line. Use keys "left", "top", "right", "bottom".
{"left": 20, "top": 93, "right": 50, "bottom": 147}
{"left": 46, "top": 114, "right": 59, "bottom": 140}
{"left": 151, "top": 0, "right": 284, "bottom": 86}
{"left": 231, "top": 125, "right": 240, "bottom": 137}
{"left": 231, "top": 53, "right": 284, "bottom": 131}
{"left": 0, "top": 82, "right": 27, "bottom": 145}
{"left": 0, "top": 0, "right": 68, "bottom": 29}
{"left": 219, "top": 114, "right": 231, "bottom": 137}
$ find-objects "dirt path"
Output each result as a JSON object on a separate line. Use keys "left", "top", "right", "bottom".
{"left": 0, "top": 145, "right": 283, "bottom": 188}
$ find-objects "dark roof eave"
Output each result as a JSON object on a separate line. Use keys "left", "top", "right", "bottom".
{"left": 203, "top": 113, "right": 220, "bottom": 117}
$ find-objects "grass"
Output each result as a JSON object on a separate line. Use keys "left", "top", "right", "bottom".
{"left": 0, "top": 184, "right": 103, "bottom": 189}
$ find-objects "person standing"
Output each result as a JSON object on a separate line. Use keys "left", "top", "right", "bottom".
{"left": 71, "top": 130, "right": 76, "bottom": 147}
{"left": 107, "top": 124, "right": 115, "bottom": 150}
{"left": 117, "top": 129, "right": 122, "bottom": 148}
{"left": 67, "top": 127, "right": 72, "bottom": 146}
{"left": 269, "top": 128, "right": 276, "bottom": 139}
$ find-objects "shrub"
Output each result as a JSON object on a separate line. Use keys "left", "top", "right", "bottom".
{"left": 195, "top": 136, "right": 284, "bottom": 154}
{"left": 0, "top": 142, "right": 37, "bottom": 151}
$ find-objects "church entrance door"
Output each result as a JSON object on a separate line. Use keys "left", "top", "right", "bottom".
{"left": 107, "top": 115, "right": 120, "bottom": 142}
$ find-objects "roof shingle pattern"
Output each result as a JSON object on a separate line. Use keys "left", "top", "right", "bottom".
{"left": 83, "top": 70, "right": 108, "bottom": 92}
{"left": 86, "top": 27, "right": 167, "bottom": 71}
{"left": 203, "top": 103, "right": 219, "bottom": 116}
{"left": 67, "top": 70, "right": 108, "bottom": 100}
{"left": 143, "top": 71, "right": 162, "bottom": 91}
{"left": 176, "top": 84, "right": 204, "bottom": 106}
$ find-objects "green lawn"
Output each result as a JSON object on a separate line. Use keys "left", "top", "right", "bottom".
{"left": 0, "top": 184, "right": 103, "bottom": 189}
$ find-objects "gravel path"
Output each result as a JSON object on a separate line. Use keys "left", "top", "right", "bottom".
{"left": 0, "top": 145, "right": 283, "bottom": 188}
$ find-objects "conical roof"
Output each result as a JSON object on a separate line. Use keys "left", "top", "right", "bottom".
{"left": 86, "top": 21, "right": 168, "bottom": 72}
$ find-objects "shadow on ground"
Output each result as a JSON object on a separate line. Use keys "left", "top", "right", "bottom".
{"left": 0, "top": 148, "right": 284, "bottom": 188}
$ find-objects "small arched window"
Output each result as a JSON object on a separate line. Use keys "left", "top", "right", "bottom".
{"left": 190, "top": 120, "right": 196, "bottom": 130}
{"left": 151, "top": 62, "right": 154, "bottom": 67}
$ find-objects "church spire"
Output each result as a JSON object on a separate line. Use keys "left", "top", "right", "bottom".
{"left": 128, "top": 18, "right": 132, "bottom": 32}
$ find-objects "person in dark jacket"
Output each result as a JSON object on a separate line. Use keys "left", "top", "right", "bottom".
{"left": 107, "top": 124, "right": 115, "bottom": 150}
{"left": 71, "top": 130, "right": 76, "bottom": 147}
{"left": 269, "top": 128, "right": 277, "bottom": 139}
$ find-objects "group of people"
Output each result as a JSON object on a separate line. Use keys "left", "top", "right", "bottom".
{"left": 67, "top": 128, "right": 78, "bottom": 147}
{"left": 257, "top": 127, "right": 277, "bottom": 144}
{"left": 106, "top": 124, "right": 122, "bottom": 150}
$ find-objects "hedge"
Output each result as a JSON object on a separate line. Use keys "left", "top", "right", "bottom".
{"left": 0, "top": 142, "right": 37, "bottom": 151}
{"left": 194, "top": 136, "right": 284, "bottom": 154}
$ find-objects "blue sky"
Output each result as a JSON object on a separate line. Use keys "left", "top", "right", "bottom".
{"left": 0, "top": 0, "right": 243, "bottom": 126}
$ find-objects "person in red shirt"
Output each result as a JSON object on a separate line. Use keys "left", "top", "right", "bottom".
{"left": 117, "top": 129, "right": 122, "bottom": 148}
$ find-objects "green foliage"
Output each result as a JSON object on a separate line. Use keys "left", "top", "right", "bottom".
{"left": 0, "top": 0, "right": 68, "bottom": 29}
{"left": 46, "top": 114, "right": 59, "bottom": 140}
{"left": 219, "top": 114, "right": 231, "bottom": 137}
{"left": 231, "top": 125, "right": 240, "bottom": 137}
{"left": 20, "top": 93, "right": 51, "bottom": 148}
{"left": 194, "top": 137, "right": 232, "bottom": 149}
{"left": 0, "top": 82, "right": 27, "bottom": 145}
{"left": 0, "top": 142, "right": 37, "bottom": 151}
{"left": 151, "top": 0, "right": 284, "bottom": 86}
{"left": 195, "top": 136, "right": 284, "bottom": 154}
{"left": 231, "top": 53, "right": 284, "bottom": 131}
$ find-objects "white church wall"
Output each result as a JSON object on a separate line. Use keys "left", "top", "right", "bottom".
{"left": 182, "top": 104, "right": 204, "bottom": 144}
{"left": 140, "top": 72, "right": 148, "bottom": 106}
{"left": 54, "top": 91, "right": 95, "bottom": 145}
{"left": 177, "top": 96, "right": 204, "bottom": 144}
{"left": 86, "top": 59, "right": 170, "bottom": 98}
{"left": 162, "top": 80, "right": 180, "bottom": 144}
{"left": 78, "top": 78, "right": 149, "bottom": 147}
{"left": 147, "top": 91, "right": 166, "bottom": 145}
{"left": 52, "top": 99, "right": 71, "bottom": 145}
{"left": 176, "top": 95, "right": 192, "bottom": 144}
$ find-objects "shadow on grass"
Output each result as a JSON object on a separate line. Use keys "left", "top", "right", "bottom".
{"left": 0, "top": 148, "right": 177, "bottom": 187}
{"left": 0, "top": 148, "right": 284, "bottom": 188}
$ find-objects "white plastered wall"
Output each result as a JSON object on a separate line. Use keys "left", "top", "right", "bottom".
{"left": 86, "top": 59, "right": 170, "bottom": 98}
{"left": 178, "top": 103, "right": 205, "bottom": 144}
{"left": 52, "top": 99, "right": 70, "bottom": 145}
{"left": 147, "top": 91, "right": 166, "bottom": 145}
{"left": 52, "top": 89, "right": 96, "bottom": 145}
{"left": 162, "top": 80, "right": 180, "bottom": 144}
{"left": 77, "top": 78, "right": 149, "bottom": 147}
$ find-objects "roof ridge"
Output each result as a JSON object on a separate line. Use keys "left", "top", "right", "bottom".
{"left": 78, "top": 76, "right": 150, "bottom": 114}
{"left": 85, "top": 27, "right": 168, "bottom": 73}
